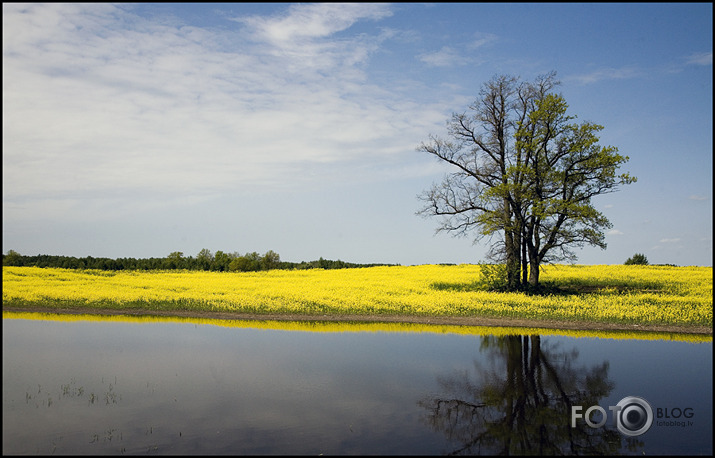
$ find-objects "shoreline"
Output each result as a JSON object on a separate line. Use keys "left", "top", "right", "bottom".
{"left": 4, "top": 306, "right": 712, "bottom": 335}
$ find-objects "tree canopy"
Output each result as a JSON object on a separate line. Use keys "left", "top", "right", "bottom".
{"left": 418, "top": 72, "right": 636, "bottom": 290}
{"left": 625, "top": 253, "right": 649, "bottom": 265}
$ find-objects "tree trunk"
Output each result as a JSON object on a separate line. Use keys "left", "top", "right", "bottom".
{"left": 506, "top": 231, "right": 520, "bottom": 290}
{"left": 504, "top": 198, "right": 521, "bottom": 290}
{"left": 525, "top": 216, "right": 540, "bottom": 288}
{"left": 521, "top": 228, "right": 528, "bottom": 286}
{"left": 526, "top": 228, "right": 540, "bottom": 287}
{"left": 528, "top": 256, "right": 539, "bottom": 287}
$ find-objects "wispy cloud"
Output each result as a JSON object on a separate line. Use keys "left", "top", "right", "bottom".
{"left": 232, "top": 3, "right": 392, "bottom": 45}
{"left": 468, "top": 32, "right": 498, "bottom": 50}
{"left": 569, "top": 51, "right": 711, "bottom": 83}
{"left": 607, "top": 229, "right": 624, "bottom": 236}
{"left": 230, "top": 3, "right": 393, "bottom": 69}
{"left": 566, "top": 66, "right": 641, "bottom": 85}
{"left": 418, "top": 46, "right": 467, "bottom": 67}
{"left": 689, "top": 194, "right": 708, "bottom": 201}
{"left": 659, "top": 238, "right": 681, "bottom": 243}
{"left": 685, "top": 51, "right": 712, "bottom": 66}
{"left": 418, "top": 32, "right": 496, "bottom": 68}
{"left": 3, "top": 3, "right": 449, "bottom": 223}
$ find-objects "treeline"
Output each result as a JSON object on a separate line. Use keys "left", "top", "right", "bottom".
{"left": 1, "top": 249, "right": 397, "bottom": 272}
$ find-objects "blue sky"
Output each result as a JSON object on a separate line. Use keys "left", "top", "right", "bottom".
{"left": 3, "top": 3, "right": 712, "bottom": 266}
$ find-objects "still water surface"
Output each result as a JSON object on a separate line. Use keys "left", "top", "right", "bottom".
{"left": 3, "top": 314, "right": 712, "bottom": 455}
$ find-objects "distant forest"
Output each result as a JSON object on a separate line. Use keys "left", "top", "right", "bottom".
{"left": 1, "top": 249, "right": 398, "bottom": 272}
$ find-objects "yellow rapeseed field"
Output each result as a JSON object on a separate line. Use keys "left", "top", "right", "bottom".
{"left": 2, "top": 264, "right": 712, "bottom": 329}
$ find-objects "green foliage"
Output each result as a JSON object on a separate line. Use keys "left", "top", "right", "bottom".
{"left": 625, "top": 253, "right": 649, "bottom": 265}
{"left": 477, "top": 263, "right": 509, "bottom": 292}
{"left": 229, "top": 252, "right": 261, "bottom": 272}
{"left": 261, "top": 250, "right": 281, "bottom": 270}
{"left": 3, "top": 249, "right": 23, "bottom": 266}
{"left": 2, "top": 249, "right": 398, "bottom": 272}
{"left": 163, "top": 251, "right": 185, "bottom": 269}
{"left": 418, "top": 72, "right": 637, "bottom": 291}
{"left": 196, "top": 248, "right": 214, "bottom": 270}
{"left": 211, "top": 250, "right": 234, "bottom": 271}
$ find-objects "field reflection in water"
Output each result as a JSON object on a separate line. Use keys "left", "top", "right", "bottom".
{"left": 2, "top": 312, "right": 712, "bottom": 455}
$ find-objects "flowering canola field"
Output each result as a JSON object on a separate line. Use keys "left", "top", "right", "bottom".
{"left": 2, "top": 264, "right": 712, "bottom": 328}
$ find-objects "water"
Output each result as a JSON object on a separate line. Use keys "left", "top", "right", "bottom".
{"left": 2, "top": 314, "right": 712, "bottom": 455}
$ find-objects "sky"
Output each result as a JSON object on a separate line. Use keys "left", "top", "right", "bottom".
{"left": 3, "top": 3, "right": 712, "bottom": 266}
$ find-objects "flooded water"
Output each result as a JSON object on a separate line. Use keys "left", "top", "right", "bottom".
{"left": 2, "top": 312, "right": 712, "bottom": 455}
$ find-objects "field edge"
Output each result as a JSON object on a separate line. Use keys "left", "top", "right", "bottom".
{"left": 3, "top": 304, "right": 712, "bottom": 336}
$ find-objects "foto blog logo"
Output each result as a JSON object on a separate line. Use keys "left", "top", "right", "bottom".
{"left": 571, "top": 396, "right": 654, "bottom": 436}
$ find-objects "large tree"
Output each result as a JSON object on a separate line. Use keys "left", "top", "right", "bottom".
{"left": 418, "top": 73, "right": 635, "bottom": 290}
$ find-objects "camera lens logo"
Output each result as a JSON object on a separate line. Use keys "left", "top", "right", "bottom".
{"left": 615, "top": 396, "right": 653, "bottom": 436}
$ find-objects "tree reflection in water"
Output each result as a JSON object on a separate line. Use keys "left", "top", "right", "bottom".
{"left": 419, "top": 335, "right": 644, "bottom": 455}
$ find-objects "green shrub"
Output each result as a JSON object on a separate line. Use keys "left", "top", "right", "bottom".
{"left": 625, "top": 253, "right": 649, "bottom": 265}
{"left": 477, "top": 263, "right": 509, "bottom": 291}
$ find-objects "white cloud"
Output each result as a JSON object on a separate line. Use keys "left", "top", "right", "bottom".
{"left": 418, "top": 32, "right": 496, "bottom": 68}
{"left": 607, "top": 229, "right": 623, "bottom": 236}
{"left": 418, "top": 46, "right": 467, "bottom": 67}
{"left": 468, "top": 32, "right": 498, "bottom": 50}
{"left": 232, "top": 3, "right": 392, "bottom": 45}
{"left": 417, "top": 30, "right": 496, "bottom": 68}
{"left": 685, "top": 51, "right": 712, "bottom": 66}
{"left": 3, "top": 3, "right": 450, "bottom": 223}
{"left": 229, "top": 3, "right": 394, "bottom": 73}
{"left": 689, "top": 194, "right": 708, "bottom": 201}
{"left": 659, "top": 238, "right": 681, "bottom": 243}
{"left": 566, "top": 66, "right": 641, "bottom": 85}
